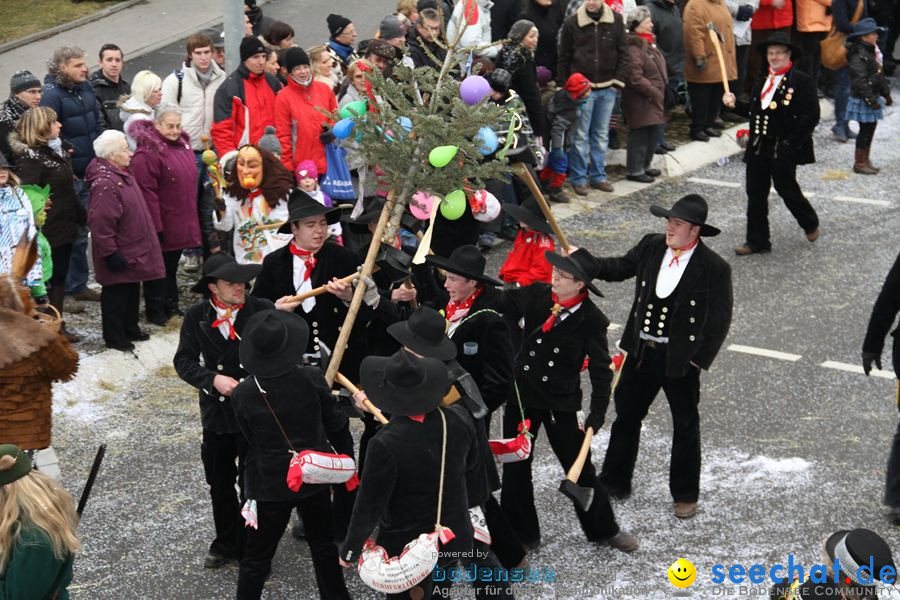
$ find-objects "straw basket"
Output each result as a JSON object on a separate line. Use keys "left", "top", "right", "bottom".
{"left": 32, "top": 304, "right": 61, "bottom": 333}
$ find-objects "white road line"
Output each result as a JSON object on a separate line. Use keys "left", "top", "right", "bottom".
{"left": 821, "top": 360, "right": 896, "bottom": 379}
{"left": 832, "top": 195, "right": 892, "bottom": 207}
{"left": 727, "top": 344, "right": 802, "bottom": 362}
{"left": 686, "top": 177, "right": 741, "bottom": 188}
{"left": 609, "top": 323, "right": 622, "bottom": 331}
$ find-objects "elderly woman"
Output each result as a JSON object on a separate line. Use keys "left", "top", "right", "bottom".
{"left": 308, "top": 45, "right": 340, "bottom": 92}
{"left": 11, "top": 106, "right": 84, "bottom": 340}
{"left": 326, "top": 14, "right": 359, "bottom": 77}
{"left": 623, "top": 6, "right": 668, "bottom": 184}
{"left": 119, "top": 70, "right": 163, "bottom": 149}
{"left": 495, "top": 20, "right": 545, "bottom": 146}
{"left": 130, "top": 106, "right": 200, "bottom": 324}
{"left": 86, "top": 130, "right": 164, "bottom": 351}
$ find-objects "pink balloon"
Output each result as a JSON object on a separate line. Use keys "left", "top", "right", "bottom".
{"left": 410, "top": 191, "right": 434, "bottom": 220}
{"left": 459, "top": 75, "right": 490, "bottom": 106}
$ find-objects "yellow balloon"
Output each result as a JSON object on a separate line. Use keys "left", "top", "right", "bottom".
{"left": 428, "top": 145, "right": 458, "bottom": 168}
{"left": 667, "top": 558, "right": 696, "bottom": 588}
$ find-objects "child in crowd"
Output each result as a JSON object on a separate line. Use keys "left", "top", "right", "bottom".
{"left": 498, "top": 196, "right": 555, "bottom": 287}
{"left": 0, "top": 158, "right": 45, "bottom": 304}
{"left": 846, "top": 18, "right": 893, "bottom": 175}
{"left": 539, "top": 72, "right": 591, "bottom": 203}
{"left": 295, "top": 159, "right": 343, "bottom": 244}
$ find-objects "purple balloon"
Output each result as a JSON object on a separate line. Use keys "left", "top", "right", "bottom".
{"left": 459, "top": 75, "right": 490, "bottom": 106}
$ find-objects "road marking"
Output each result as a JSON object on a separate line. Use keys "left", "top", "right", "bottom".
{"left": 686, "top": 177, "right": 741, "bottom": 188}
{"left": 832, "top": 195, "right": 892, "bottom": 207}
{"left": 820, "top": 360, "right": 896, "bottom": 379}
{"left": 609, "top": 323, "right": 622, "bottom": 331}
{"left": 727, "top": 344, "right": 802, "bottom": 362}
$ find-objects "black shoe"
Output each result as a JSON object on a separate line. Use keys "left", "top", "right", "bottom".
{"left": 705, "top": 128, "right": 722, "bottom": 138}
{"left": 734, "top": 243, "right": 772, "bottom": 256}
{"left": 105, "top": 340, "right": 135, "bottom": 352}
{"left": 204, "top": 552, "right": 230, "bottom": 569}
{"left": 654, "top": 146, "right": 669, "bottom": 155}
{"left": 711, "top": 118, "right": 726, "bottom": 129}
{"left": 626, "top": 173, "right": 655, "bottom": 183}
{"left": 659, "top": 141, "right": 675, "bottom": 152}
{"left": 645, "top": 168, "right": 662, "bottom": 177}
{"left": 690, "top": 131, "right": 710, "bottom": 142}
{"left": 126, "top": 330, "right": 150, "bottom": 342}
{"left": 146, "top": 312, "right": 168, "bottom": 326}
{"left": 166, "top": 305, "right": 184, "bottom": 317}
{"left": 602, "top": 485, "right": 631, "bottom": 501}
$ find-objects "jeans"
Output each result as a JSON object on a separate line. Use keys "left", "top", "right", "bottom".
{"left": 833, "top": 66, "right": 851, "bottom": 134}
{"left": 568, "top": 87, "right": 618, "bottom": 186}
{"left": 64, "top": 179, "right": 91, "bottom": 295}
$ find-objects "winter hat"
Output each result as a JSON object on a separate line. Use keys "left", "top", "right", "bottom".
{"left": 565, "top": 72, "right": 591, "bottom": 100}
{"left": 626, "top": 6, "right": 652, "bottom": 32}
{"left": 240, "top": 36, "right": 267, "bottom": 62}
{"left": 366, "top": 39, "right": 397, "bottom": 61}
{"left": 295, "top": 159, "right": 318, "bottom": 181}
{"left": 536, "top": 66, "right": 552, "bottom": 89}
{"left": 417, "top": 0, "right": 438, "bottom": 10}
{"left": 328, "top": 14, "right": 352, "bottom": 38}
{"left": 257, "top": 126, "right": 281, "bottom": 156}
{"left": 10, "top": 70, "right": 41, "bottom": 95}
{"left": 244, "top": 0, "right": 257, "bottom": 6}
{"left": 284, "top": 47, "right": 310, "bottom": 73}
{"left": 488, "top": 68, "right": 512, "bottom": 94}
{"left": 0, "top": 445, "right": 32, "bottom": 486}
{"left": 508, "top": 20, "right": 536, "bottom": 45}
{"left": 379, "top": 15, "right": 405, "bottom": 41}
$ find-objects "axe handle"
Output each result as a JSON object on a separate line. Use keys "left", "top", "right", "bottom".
{"left": 335, "top": 372, "right": 389, "bottom": 425}
{"left": 280, "top": 269, "right": 370, "bottom": 304}
{"left": 565, "top": 427, "right": 594, "bottom": 483}
{"left": 403, "top": 279, "right": 418, "bottom": 310}
{"left": 77, "top": 443, "right": 106, "bottom": 518}
{"left": 513, "top": 163, "right": 571, "bottom": 253}
{"left": 707, "top": 27, "right": 732, "bottom": 95}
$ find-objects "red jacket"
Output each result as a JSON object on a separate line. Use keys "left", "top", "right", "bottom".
{"left": 210, "top": 64, "right": 281, "bottom": 155}
{"left": 751, "top": 0, "right": 794, "bottom": 30}
{"left": 499, "top": 229, "right": 555, "bottom": 286}
{"left": 274, "top": 77, "right": 337, "bottom": 173}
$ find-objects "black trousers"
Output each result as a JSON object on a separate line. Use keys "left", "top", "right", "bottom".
{"left": 600, "top": 343, "right": 701, "bottom": 502}
{"left": 626, "top": 124, "right": 661, "bottom": 176}
{"left": 483, "top": 494, "right": 526, "bottom": 570}
{"left": 795, "top": 31, "right": 825, "bottom": 83}
{"left": 745, "top": 154, "right": 820, "bottom": 251}
{"left": 48, "top": 243, "right": 72, "bottom": 287}
{"left": 856, "top": 121, "right": 877, "bottom": 150}
{"left": 237, "top": 490, "right": 351, "bottom": 600}
{"left": 100, "top": 282, "right": 140, "bottom": 345}
{"left": 687, "top": 81, "right": 722, "bottom": 134}
{"left": 144, "top": 249, "right": 183, "bottom": 320}
{"left": 500, "top": 406, "right": 618, "bottom": 545}
{"left": 201, "top": 428, "right": 247, "bottom": 559}
{"left": 885, "top": 413, "right": 900, "bottom": 508}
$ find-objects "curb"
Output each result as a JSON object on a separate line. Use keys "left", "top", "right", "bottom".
{"left": 0, "top": 0, "right": 146, "bottom": 56}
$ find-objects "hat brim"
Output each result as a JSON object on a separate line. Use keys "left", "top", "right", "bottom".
{"left": 544, "top": 252, "right": 603, "bottom": 296}
{"left": 277, "top": 205, "right": 342, "bottom": 234}
{"left": 190, "top": 262, "right": 262, "bottom": 293}
{"left": 849, "top": 25, "right": 886, "bottom": 38}
{"left": 387, "top": 321, "right": 458, "bottom": 361}
{"left": 502, "top": 203, "right": 552, "bottom": 235}
{"left": 425, "top": 255, "right": 503, "bottom": 286}
{"left": 360, "top": 353, "right": 448, "bottom": 416}
{"left": 649, "top": 204, "right": 721, "bottom": 236}
{"left": 755, "top": 39, "right": 803, "bottom": 57}
{"left": 824, "top": 530, "right": 849, "bottom": 564}
{"left": 239, "top": 310, "right": 309, "bottom": 378}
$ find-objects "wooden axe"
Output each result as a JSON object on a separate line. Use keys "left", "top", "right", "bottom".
{"left": 707, "top": 22, "right": 732, "bottom": 96}
{"left": 334, "top": 372, "right": 389, "bottom": 425}
{"left": 513, "top": 163, "right": 571, "bottom": 253}
{"left": 558, "top": 427, "right": 595, "bottom": 511}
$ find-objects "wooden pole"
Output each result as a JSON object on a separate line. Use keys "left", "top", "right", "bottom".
{"left": 334, "top": 372, "right": 389, "bottom": 425}
{"left": 281, "top": 271, "right": 361, "bottom": 304}
{"left": 564, "top": 427, "right": 594, "bottom": 483}
{"left": 513, "top": 163, "right": 571, "bottom": 253}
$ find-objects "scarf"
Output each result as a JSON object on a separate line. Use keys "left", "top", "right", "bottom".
{"left": 210, "top": 295, "right": 243, "bottom": 340}
{"left": 328, "top": 39, "right": 354, "bottom": 63}
{"left": 289, "top": 242, "right": 316, "bottom": 282}
{"left": 195, "top": 65, "right": 215, "bottom": 89}
{"left": 541, "top": 291, "right": 588, "bottom": 333}
{"left": 759, "top": 61, "right": 793, "bottom": 101}
{"left": 638, "top": 32, "right": 655, "bottom": 45}
{"left": 667, "top": 237, "right": 699, "bottom": 268}
{"left": 445, "top": 285, "right": 484, "bottom": 323}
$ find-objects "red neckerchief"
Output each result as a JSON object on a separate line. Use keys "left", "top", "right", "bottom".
{"left": 445, "top": 285, "right": 484, "bottom": 323}
{"left": 638, "top": 32, "right": 655, "bottom": 45}
{"left": 288, "top": 242, "right": 317, "bottom": 281}
{"left": 759, "top": 62, "right": 793, "bottom": 101}
{"left": 407, "top": 414, "right": 426, "bottom": 423}
{"left": 667, "top": 237, "right": 699, "bottom": 268}
{"left": 542, "top": 291, "right": 588, "bottom": 333}
{"left": 392, "top": 234, "right": 402, "bottom": 249}
{"left": 210, "top": 294, "right": 243, "bottom": 340}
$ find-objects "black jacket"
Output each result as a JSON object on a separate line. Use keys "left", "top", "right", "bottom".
{"left": 231, "top": 365, "right": 350, "bottom": 502}
{"left": 494, "top": 283, "right": 613, "bottom": 420}
{"left": 173, "top": 295, "right": 274, "bottom": 434}
{"left": 521, "top": 0, "right": 567, "bottom": 76}
{"left": 252, "top": 242, "right": 376, "bottom": 380}
{"left": 863, "top": 248, "right": 900, "bottom": 376}
{"left": 647, "top": 0, "right": 686, "bottom": 79}
{"left": 545, "top": 87, "right": 580, "bottom": 149}
{"left": 595, "top": 234, "right": 733, "bottom": 377}
{"left": 492, "top": 0, "right": 523, "bottom": 40}
{"left": 745, "top": 66, "right": 819, "bottom": 166}
{"left": 496, "top": 44, "right": 546, "bottom": 138}
{"left": 406, "top": 31, "right": 447, "bottom": 70}
{"left": 339, "top": 405, "right": 477, "bottom": 562}
{"left": 848, "top": 40, "right": 892, "bottom": 107}
{"left": 833, "top": 0, "right": 867, "bottom": 33}
{"left": 0, "top": 95, "right": 28, "bottom": 164}
{"left": 90, "top": 71, "right": 130, "bottom": 132}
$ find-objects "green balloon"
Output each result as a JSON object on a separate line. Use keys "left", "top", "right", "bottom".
{"left": 339, "top": 100, "right": 367, "bottom": 120}
{"left": 428, "top": 145, "right": 458, "bottom": 168}
{"left": 440, "top": 189, "right": 466, "bottom": 220}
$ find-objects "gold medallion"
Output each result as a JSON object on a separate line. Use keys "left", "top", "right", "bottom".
{"left": 769, "top": 101, "right": 778, "bottom": 110}
{"left": 785, "top": 93, "right": 793, "bottom": 100}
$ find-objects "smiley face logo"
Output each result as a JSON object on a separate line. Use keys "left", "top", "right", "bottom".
{"left": 668, "top": 558, "right": 696, "bottom": 588}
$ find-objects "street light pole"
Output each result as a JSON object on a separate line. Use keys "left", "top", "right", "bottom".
{"left": 223, "top": 0, "right": 244, "bottom": 74}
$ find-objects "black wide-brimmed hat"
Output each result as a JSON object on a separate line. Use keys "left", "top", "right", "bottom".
{"left": 825, "top": 529, "right": 896, "bottom": 587}
{"left": 502, "top": 196, "right": 552, "bottom": 235}
{"left": 649, "top": 194, "right": 720, "bottom": 237}
{"left": 360, "top": 349, "right": 448, "bottom": 416}
{"left": 0, "top": 154, "right": 18, "bottom": 170}
{"left": 239, "top": 310, "right": 309, "bottom": 378}
{"left": 349, "top": 196, "right": 386, "bottom": 233}
{"left": 387, "top": 307, "right": 457, "bottom": 361}
{"left": 544, "top": 247, "right": 604, "bottom": 296}
{"left": 755, "top": 31, "right": 802, "bottom": 57}
{"left": 426, "top": 244, "right": 502, "bottom": 286}
{"left": 190, "top": 253, "right": 262, "bottom": 293}
{"left": 277, "top": 188, "right": 341, "bottom": 234}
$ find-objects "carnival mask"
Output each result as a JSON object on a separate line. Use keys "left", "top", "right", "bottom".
{"left": 236, "top": 146, "right": 264, "bottom": 190}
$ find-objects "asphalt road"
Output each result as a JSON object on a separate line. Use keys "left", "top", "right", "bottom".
{"left": 53, "top": 6, "right": 900, "bottom": 596}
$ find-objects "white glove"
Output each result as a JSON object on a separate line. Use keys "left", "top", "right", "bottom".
{"left": 354, "top": 274, "right": 381, "bottom": 308}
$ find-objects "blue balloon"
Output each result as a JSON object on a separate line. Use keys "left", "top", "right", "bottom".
{"left": 475, "top": 126, "right": 499, "bottom": 156}
{"left": 333, "top": 118, "right": 356, "bottom": 140}
{"left": 397, "top": 116, "right": 413, "bottom": 132}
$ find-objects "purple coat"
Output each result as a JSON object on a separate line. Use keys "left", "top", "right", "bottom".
{"left": 86, "top": 157, "right": 165, "bottom": 286}
{"left": 128, "top": 120, "right": 200, "bottom": 252}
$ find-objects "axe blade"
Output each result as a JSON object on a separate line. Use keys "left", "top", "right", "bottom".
{"left": 707, "top": 21, "right": 723, "bottom": 41}
{"left": 558, "top": 479, "right": 594, "bottom": 512}
{"left": 318, "top": 340, "right": 332, "bottom": 374}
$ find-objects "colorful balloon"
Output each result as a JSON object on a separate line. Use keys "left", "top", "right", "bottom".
{"left": 428, "top": 145, "right": 458, "bottom": 168}
{"left": 333, "top": 118, "right": 355, "bottom": 140}
{"left": 339, "top": 100, "right": 367, "bottom": 120}
{"left": 459, "top": 75, "right": 490, "bottom": 106}
{"left": 440, "top": 189, "right": 466, "bottom": 220}
{"left": 397, "top": 116, "right": 413, "bottom": 132}
{"left": 409, "top": 191, "right": 435, "bottom": 220}
{"left": 475, "top": 126, "right": 499, "bottom": 155}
